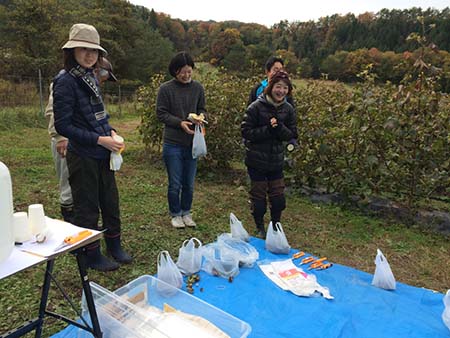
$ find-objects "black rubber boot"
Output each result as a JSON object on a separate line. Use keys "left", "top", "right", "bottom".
{"left": 61, "top": 205, "right": 75, "bottom": 224}
{"left": 105, "top": 236, "right": 133, "bottom": 264}
{"left": 256, "top": 224, "right": 266, "bottom": 238}
{"left": 251, "top": 199, "right": 267, "bottom": 238}
{"left": 86, "top": 244, "right": 120, "bottom": 271}
{"left": 269, "top": 195, "right": 286, "bottom": 228}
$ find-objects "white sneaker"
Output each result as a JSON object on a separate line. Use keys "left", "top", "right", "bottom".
{"left": 171, "top": 216, "right": 185, "bottom": 228}
{"left": 182, "top": 214, "right": 196, "bottom": 227}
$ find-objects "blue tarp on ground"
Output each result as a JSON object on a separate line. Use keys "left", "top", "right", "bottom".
{"left": 53, "top": 237, "right": 449, "bottom": 338}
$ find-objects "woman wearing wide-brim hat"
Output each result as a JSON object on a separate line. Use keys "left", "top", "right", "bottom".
{"left": 53, "top": 23, "right": 132, "bottom": 271}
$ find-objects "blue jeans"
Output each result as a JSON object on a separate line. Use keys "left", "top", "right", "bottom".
{"left": 163, "top": 143, "right": 197, "bottom": 216}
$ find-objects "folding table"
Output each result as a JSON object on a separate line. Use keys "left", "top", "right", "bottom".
{"left": 0, "top": 218, "right": 104, "bottom": 338}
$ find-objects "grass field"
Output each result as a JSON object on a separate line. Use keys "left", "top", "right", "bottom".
{"left": 0, "top": 110, "right": 449, "bottom": 336}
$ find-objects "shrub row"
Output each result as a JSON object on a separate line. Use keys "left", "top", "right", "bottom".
{"left": 291, "top": 72, "right": 449, "bottom": 208}
{"left": 138, "top": 67, "right": 449, "bottom": 208}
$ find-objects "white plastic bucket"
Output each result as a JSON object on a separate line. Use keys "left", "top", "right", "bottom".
{"left": 0, "top": 161, "right": 14, "bottom": 263}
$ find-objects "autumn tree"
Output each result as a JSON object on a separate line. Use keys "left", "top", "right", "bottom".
{"left": 210, "top": 28, "right": 242, "bottom": 64}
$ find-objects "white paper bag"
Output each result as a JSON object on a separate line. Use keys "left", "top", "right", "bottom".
{"left": 371, "top": 248, "right": 396, "bottom": 290}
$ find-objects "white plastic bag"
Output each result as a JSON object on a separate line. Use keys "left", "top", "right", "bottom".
{"left": 192, "top": 124, "right": 207, "bottom": 159}
{"left": 176, "top": 237, "right": 203, "bottom": 275}
{"left": 265, "top": 222, "right": 291, "bottom": 254}
{"left": 201, "top": 243, "right": 240, "bottom": 279}
{"left": 371, "top": 248, "right": 396, "bottom": 290}
{"left": 157, "top": 250, "right": 183, "bottom": 294}
{"left": 443, "top": 289, "right": 450, "bottom": 331}
{"left": 217, "top": 233, "right": 259, "bottom": 267}
{"left": 230, "top": 212, "right": 250, "bottom": 242}
{"left": 109, "top": 152, "right": 123, "bottom": 171}
{"left": 110, "top": 134, "right": 124, "bottom": 171}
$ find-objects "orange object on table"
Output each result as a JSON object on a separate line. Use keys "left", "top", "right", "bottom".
{"left": 292, "top": 251, "right": 305, "bottom": 259}
{"left": 300, "top": 256, "right": 315, "bottom": 265}
{"left": 53, "top": 230, "right": 92, "bottom": 251}
{"left": 310, "top": 256, "right": 327, "bottom": 265}
{"left": 316, "top": 263, "right": 333, "bottom": 270}
{"left": 309, "top": 262, "right": 324, "bottom": 269}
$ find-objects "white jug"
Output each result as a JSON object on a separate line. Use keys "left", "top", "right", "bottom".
{"left": 0, "top": 161, "right": 14, "bottom": 263}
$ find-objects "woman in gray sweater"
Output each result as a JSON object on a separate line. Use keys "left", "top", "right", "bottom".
{"left": 156, "top": 52, "right": 206, "bottom": 228}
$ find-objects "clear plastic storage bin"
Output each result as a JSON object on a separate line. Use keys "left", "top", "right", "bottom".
{"left": 79, "top": 282, "right": 170, "bottom": 338}
{"left": 80, "top": 275, "right": 251, "bottom": 338}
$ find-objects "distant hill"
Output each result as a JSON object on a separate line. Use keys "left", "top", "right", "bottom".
{"left": 0, "top": 0, "right": 448, "bottom": 83}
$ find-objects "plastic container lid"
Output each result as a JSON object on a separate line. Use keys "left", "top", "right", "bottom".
{"left": 82, "top": 275, "right": 251, "bottom": 338}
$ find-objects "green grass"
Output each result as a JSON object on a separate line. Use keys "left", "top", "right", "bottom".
{"left": 0, "top": 106, "right": 47, "bottom": 130}
{"left": 0, "top": 112, "right": 449, "bottom": 336}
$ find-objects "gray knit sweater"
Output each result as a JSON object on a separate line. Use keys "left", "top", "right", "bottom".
{"left": 156, "top": 79, "right": 206, "bottom": 147}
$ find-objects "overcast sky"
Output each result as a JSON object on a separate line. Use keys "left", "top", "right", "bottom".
{"left": 129, "top": 0, "right": 449, "bottom": 26}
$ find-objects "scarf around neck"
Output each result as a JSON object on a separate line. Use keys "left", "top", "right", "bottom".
{"left": 265, "top": 94, "right": 285, "bottom": 108}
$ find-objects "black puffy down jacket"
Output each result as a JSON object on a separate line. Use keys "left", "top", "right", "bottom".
{"left": 241, "top": 95, "right": 298, "bottom": 172}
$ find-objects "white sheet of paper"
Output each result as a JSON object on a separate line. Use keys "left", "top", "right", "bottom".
{"left": 0, "top": 247, "right": 46, "bottom": 279}
{"left": 19, "top": 217, "right": 100, "bottom": 257}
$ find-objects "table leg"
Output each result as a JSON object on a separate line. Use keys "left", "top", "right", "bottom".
{"left": 75, "top": 250, "right": 103, "bottom": 338}
{"left": 34, "top": 259, "right": 54, "bottom": 338}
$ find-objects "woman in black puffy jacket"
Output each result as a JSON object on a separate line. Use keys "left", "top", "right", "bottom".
{"left": 241, "top": 70, "right": 298, "bottom": 237}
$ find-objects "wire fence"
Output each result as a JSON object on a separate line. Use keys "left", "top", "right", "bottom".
{"left": 0, "top": 71, "right": 140, "bottom": 114}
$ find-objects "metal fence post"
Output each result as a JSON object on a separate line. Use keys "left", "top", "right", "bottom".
{"left": 118, "top": 84, "right": 122, "bottom": 117}
{"left": 38, "top": 69, "right": 44, "bottom": 116}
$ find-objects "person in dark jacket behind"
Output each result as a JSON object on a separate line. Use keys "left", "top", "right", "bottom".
{"left": 53, "top": 23, "right": 132, "bottom": 271}
{"left": 248, "top": 56, "right": 297, "bottom": 151}
{"left": 248, "top": 56, "right": 295, "bottom": 108}
{"left": 241, "top": 70, "right": 298, "bottom": 237}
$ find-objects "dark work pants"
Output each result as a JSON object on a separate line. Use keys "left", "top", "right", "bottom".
{"left": 66, "top": 151, "right": 121, "bottom": 248}
{"left": 248, "top": 167, "right": 286, "bottom": 229}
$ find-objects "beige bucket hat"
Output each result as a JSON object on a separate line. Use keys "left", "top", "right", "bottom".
{"left": 62, "top": 23, "right": 107, "bottom": 55}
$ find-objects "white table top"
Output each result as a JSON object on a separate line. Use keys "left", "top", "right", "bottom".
{"left": 0, "top": 217, "right": 102, "bottom": 279}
